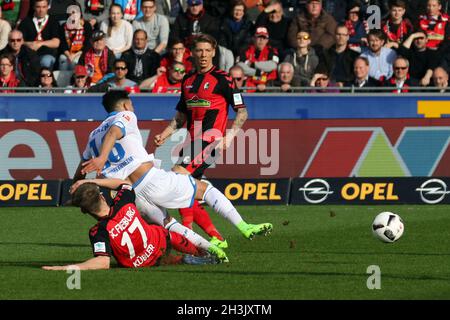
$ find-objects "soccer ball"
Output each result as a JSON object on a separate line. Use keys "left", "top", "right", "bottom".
{"left": 372, "top": 212, "right": 404, "bottom": 243}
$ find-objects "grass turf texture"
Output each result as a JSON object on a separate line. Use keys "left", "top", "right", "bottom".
{"left": 0, "top": 205, "right": 449, "bottom": 300}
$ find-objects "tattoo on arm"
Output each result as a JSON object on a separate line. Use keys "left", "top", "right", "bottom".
{"left": 170, "top": 112, "right": 186, "bottom": 130}
{"left": 232, "top": 108, "right": 248, "bottom": 130}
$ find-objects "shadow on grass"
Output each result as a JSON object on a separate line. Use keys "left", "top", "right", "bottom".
{"left": 0, "top": 241, "right": 90, "bottom": 248}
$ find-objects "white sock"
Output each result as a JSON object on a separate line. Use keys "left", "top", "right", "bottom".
{"left": 203, "top": 185, "right": 244, "bottom": 227}
{"left": 165, "top": 217, "right": 211, "bottom": 251}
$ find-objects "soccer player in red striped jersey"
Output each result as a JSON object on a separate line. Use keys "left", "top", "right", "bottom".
{"left": 154, "top": 34, "right": 269, "bottom": 248}
{"left": 42, "top": 180, "right": 212, "bottom": 270}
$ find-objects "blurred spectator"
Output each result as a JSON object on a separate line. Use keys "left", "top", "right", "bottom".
{"left": 382, "top": 0, "right": 413, "bottom": 49}
{"left": 99, "top": 3, "right": 133, "bottom": 58}
{"left": 0, "top": 53, "right": 25, "bottom": 92}
{"left": 1, "top": 0, "right": 22, "bottom": 27}
{"left": 418, "top": 0, "right": 450, "bottom": 50}
{"left": 59, "top": 4, "right": 93, "bottom": 71}
{"left": 216, "top": 45, "right": 234, "bottom": 72}
{"left": 64, "top": 64, "right": 89, "bottom": 93}
{"left": 122, "top": 29, "right": 160, "bottom": 84}
{"left": 243, "top": 0, "right": 272, "bottom": 23}
{"left": 115, "top": 0, "right": 143, "bottom": 21}
{"left": 49, "top": 0, "right": 79, "bottom": 24}
{"left": 360, "top": 29, "right": 397, "bottom": 81}
{"left": 284, "top": 30, "right": 319, "bottom": 86}
{"left": 0, "top": 29, "right": 41, "bottom": 86}
{"left": 78, "top": 30, "right": 115, "bottom": 85}
{"left": 88, "top": 57, "right": 139, "bottom": 91}
{"left": 255, "top": 0, "right": 291, "bottom": 60}
{"left": 203, "top": 0, "right": 231, "bottom": 19}
{"left": 237, "top": 26, "right": 279, "bottom": 92}
{"left": 18, "top": 0, "right": 61, "bottom": 69}
{"left": 0, "top": 6, "right": 12, "bottom": 51}
{"left": 155, "top": 0, "right": 186, "bottom": 25}
{"left": 397, "top": 31, "right": 438, "bottom": 86}
{"left": 344, "top": 1, "right": 368, "bottom": 52}
{"left": 140, "top": 60, "right": 183, "bottom": 92}
{"left": 35, "top": 66, "right": 58, "bottom": 92}
{"left": 432, "top": 66, "right": 450, "bottom": 91}
{"left": 344, "top": 55, "right": 380, "bottom": 91}
{"left": 384, "top": 56, "right": 418, "bottom": 93}
{"left": 229, "top": 63, "right": 248, "bottom": 90}
{"left": 287, "top": 0, "right": 337, "bottom": 51}
{"left": 309, "top": 67, "right": 340, "bottom": 92}
{"left": 406, "top": 0, "right": 449, "bottom": 25}
{"left": 159, "top": 37, "right": 194, "bottom": 73}
{"left": 218, "top": 0, "right": 254, "bottom": 58}
{"left": 322, "top": 0, "right": 350, "bottom": 23}
{"left": 132, "top": 0, "right": 170, "bottom": 54}
{"left": 273, "top": 61, "right": 295, "bottom": 92}
{"left": 77, "top": 0, "right": 113, "bottom": 29}
{"left": 170, "top": 0, "right": 219, "bottom": 47}
{"left": 317, "top": 25, "right": 358, "bottom": 86}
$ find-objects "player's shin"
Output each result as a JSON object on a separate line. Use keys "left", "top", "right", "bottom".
{"left": 202, "top": 185, "right": 244, "bottom": 227}
{"left": 165, "top": 217, "right": 211, "bottom": 251}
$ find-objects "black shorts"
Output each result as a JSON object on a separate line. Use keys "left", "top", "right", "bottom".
{"left": 177, "top": 139, "right": 220, "bottom": 179}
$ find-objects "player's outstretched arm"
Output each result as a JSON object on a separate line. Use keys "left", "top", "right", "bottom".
{"left": 70, "top": 178, "right": 131, "bottom": 194}
{"left": 154, "top": 111, "right": 187, "bottom": 146}
{"left": 81, "top": 125, "right": 124, "bottom": 175}
{"left": 42, "top": 256, "right": 111, "bottom": 271}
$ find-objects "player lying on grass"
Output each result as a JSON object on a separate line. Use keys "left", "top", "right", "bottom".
{"left": 74, "top": 90, "right": 273, "bottom": 262}
{"left": 42, "top": 181, "right": 217, "bottom": 271}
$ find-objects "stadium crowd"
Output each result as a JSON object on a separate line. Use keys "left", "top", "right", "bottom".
{"left": 0, "top": 0, "right": 450, "bottom": 93}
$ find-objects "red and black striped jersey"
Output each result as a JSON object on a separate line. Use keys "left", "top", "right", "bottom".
{"left": 176, "top": 66, "right": 246, "bottom": 143}
{"left": 89, "top": 185, "right": 168, "bottom": 268}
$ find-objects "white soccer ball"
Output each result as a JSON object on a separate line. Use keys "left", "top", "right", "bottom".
{"left": 372, "top": 212, "right": 404, "bottom": 243}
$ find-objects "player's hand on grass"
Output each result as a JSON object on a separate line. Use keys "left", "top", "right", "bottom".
{"left": 42, "top": 265, "right": 69, "bottom": 271}
{"left": 81, "top": 157, "right": 106, "bottom": 175}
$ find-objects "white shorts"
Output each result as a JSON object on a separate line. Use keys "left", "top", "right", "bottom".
{"left": 133, "top": 167, "right": 197, "bottom": 211}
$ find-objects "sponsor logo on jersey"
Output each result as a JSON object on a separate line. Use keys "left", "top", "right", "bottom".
{"left": 186, "top": 96, "right": 211, "bottom": 108}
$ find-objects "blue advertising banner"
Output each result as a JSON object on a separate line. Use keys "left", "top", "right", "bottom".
{"left": 2, "top": 94, "right": 450, "bottom": 121}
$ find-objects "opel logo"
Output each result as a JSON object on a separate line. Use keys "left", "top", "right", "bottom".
{"left": 415, "top": 179, "right": 450, "bottom": 204}
{"left": 299, "top": 179, "right": 334, "bottom": 204}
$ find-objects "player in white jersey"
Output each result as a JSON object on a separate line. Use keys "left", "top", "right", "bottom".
{"left": 73, "top": 90, "right": 273, "bottom": 262}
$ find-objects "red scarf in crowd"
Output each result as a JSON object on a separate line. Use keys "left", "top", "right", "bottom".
{"left": 85, "top": 47, "right": 109, "bottom": 74}
{"left": 383, "top": 19, "right": 413, "bottom": 43}
{"left": 0, "top": 72, "right": 20, "bottom": 93}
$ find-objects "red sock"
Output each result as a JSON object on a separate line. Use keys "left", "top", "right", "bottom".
{"left": 169, "top": 231, "right": 200, "bottom": 256}
{"left": 193, "top": 200, "right": 224, "bottom": 241}
{"left": 178, "top": 207, "right": 194, "bottom": 229}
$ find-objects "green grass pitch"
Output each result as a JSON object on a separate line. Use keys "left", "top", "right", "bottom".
{"left": 0, "top": 205, "right": 449, "bottom": 300}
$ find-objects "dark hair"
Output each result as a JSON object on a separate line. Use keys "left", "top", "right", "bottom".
{"left": 133, "top": 29, "right": 148, "bottom": 39}
{"left": 192, "top": 34, "right": 217, "bottom": 49}
{"left": 38, "top": 67, "right": 58, "bottom": 87}
{"left": 114, "top": 58, "right": 128, "bottom": 68}
{"left": 0, "top": 53, "right": 14, "bottom": 67}
{"left": 108, "top": 4, "right": 124, "bottom": 37}
{"left": 367, "top": 29, "right": 386, "bottom": 41}
{"left": 102, "top": 89, "right": 130, "bottom": 113}
{"left": 389, "top": 0, "right": 406, "bottom": 9}
{"left": 355, "top": 55, "right": 370, "bottom": 66}
{"left": 72, "top": 183, "right": 102, "bottom": 214}
{"left": 168, "top": 37, "right": 185, "bottom": 48}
